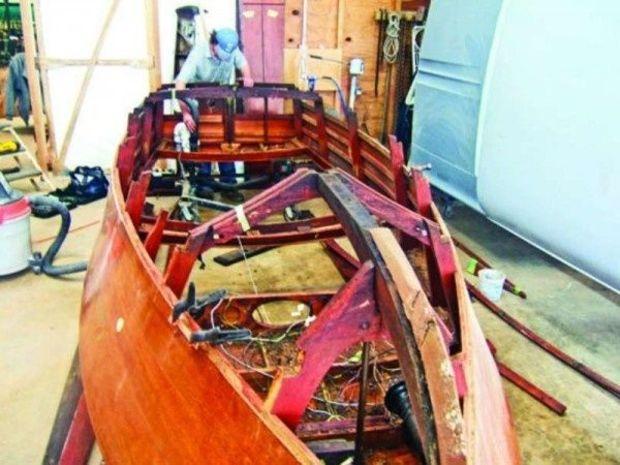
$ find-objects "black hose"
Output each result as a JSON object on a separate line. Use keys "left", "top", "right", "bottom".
{"left": 385, "top": 381, "right": 425, "bottom": 460}
{"left": 320, "top": 76, "right": 350, "bottom": 118}
{"left": 28, "top": 196, "right": 87, "bottom": 277}
{"left": 199, "top": 174, "right": 271, "bottom": 192}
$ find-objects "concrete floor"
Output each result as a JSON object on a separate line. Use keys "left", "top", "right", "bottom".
{"left": 0, "top": 128, "right": 618, "bottom": 464}
{"left": 448, "top": 203, "right": 620, "bottom": 465}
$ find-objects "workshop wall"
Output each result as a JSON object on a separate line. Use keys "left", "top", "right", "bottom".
{"left": 283, "top": 0, "right": 401, "bottom": 136}
{"left": 37, "top": 0, "right": 235, "bottom": 169}
{"left": 37, "top": 0, "right": 412, "bottom": 167}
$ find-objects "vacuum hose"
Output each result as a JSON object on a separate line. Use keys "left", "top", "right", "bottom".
{"left": 28, "top": 196, "right": 88, "bottom": 276}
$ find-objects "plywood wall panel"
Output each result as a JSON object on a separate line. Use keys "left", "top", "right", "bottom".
{"left": 283, "top": 48, "right": 342, "bottom": 91}
{"left": 284, "top": 0, "right": 339, "bottom": 49}
{"left": 341, "top": 0, "right": 396, "bottom": 136}
{"left": 284, "top": 0, "right": 399, "bottom": 136}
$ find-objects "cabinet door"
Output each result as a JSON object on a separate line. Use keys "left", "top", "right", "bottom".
{"left": 262, "top": 5, "right": 284, "bottom": 83}
{"left": 241, "top": 1, "right": 285, "bottom": 113}
{"left": 241, "top": 4, "right": 264, "bottom": 81}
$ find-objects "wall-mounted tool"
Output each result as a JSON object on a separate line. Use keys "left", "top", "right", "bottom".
{"left": 374, "top": 8, "right": 426, "bottom": 143}
{"left": 308, "top": 54, "right": 365, "bottom": 112}
{"left": 348, "top": 58, "right": 365, "bottom": 109}
{"left": 379, "top": 12, "right": 401, "bottom": 143}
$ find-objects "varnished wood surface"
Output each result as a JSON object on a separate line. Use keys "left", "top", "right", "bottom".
{"left": 80, "top": 175, "right": 318, "bottom": 465}
{"left": 431, "top": 204, "right": 520, "bottom": 464}
{"left": 371, "top": 227, "right": 466, "bottom": 465}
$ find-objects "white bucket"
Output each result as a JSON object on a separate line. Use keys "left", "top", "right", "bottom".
{"left": 478, "top": 268, "right": 506, "bottom": 302}
{"left": 0, "top": 198, "right": 32, "bottom": 276}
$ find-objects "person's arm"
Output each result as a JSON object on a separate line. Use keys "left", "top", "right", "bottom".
{"left": 240, "top": 61, "right": 253, "bottom": 87}
{"left": 174, "top": 80, "right": 196, "bottom": 132}
{"left": 175, "top": 47, "right": 201, "bottom": 131}
{"left": 235, "top": 51, "right": 253, "bottom": 87}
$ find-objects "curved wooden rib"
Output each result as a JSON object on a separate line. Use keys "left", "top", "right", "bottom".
{"left": 266, "top": 261, "right": 386, "bottom": 427}
{"left": 370, "top": 228, "right": 465, "bottom": 464}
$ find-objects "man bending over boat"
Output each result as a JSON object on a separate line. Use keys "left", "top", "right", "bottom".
{"left": 175, "top": 27, "right": 254, "bottom": 202}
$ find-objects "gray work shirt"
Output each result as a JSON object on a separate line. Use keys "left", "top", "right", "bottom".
{"left": 176, "top": 41, "right": 247, "bottom": 85}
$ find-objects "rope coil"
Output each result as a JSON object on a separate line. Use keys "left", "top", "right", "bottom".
{"left": 382, "top": 13, "right": 401, "bottom": 64}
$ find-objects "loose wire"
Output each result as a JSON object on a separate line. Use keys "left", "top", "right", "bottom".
{"left": 237, "top": 235, "right": 259, "bottom": 294}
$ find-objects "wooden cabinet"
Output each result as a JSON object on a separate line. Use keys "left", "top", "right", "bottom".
{"left": 241, "top": 1, "right": 285, "bottom": 83}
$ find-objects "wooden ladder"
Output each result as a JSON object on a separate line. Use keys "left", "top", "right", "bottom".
{"left": 0, "top": 124, "right": 54, "bottom": 190}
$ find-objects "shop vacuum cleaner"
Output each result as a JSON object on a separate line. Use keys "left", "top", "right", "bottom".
{"left": 0, "top": 173, "right": 87, "bottom": 277}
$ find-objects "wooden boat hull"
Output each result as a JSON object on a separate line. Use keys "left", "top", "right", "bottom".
{"left": 80, "top": 180, "right": 317, "bottom": 464}
{"left": 80, "top": 84, "right": 519, "bottom": 464}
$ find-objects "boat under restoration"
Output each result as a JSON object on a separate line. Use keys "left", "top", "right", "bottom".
{"left": 79, "top": 84, "right": 519, "bottom": 465}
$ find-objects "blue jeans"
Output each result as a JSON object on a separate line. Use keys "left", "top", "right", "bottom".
{"left": 185, "top": 98, "right": 237, "bottom": 184}
{"left": 196, "top": 162, "right": 237, "bottom": 184}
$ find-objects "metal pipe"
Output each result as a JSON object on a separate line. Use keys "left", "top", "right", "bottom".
{"left": 348, "top": 75, "right": 359, "bottom": 109}
{"left": 28, "top": 196, "right": 87, "bottom": 276}
{"left": 319, "top": 76, "right": 349, "bottom": 117}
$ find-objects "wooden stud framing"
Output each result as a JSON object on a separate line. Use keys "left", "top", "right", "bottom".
{"left": 144, "top": 0, "right": 162, "bottom": 92}
{"left": 38, "top": 58, "right": 151, "bottom": 68}
{"left": 32, "top": 0, "right": 58, "bottom": 161}
{"left": 336, "top": 0, "right": 345, "bottom": 48}
{"left": 56, "top": 0, "right": 122, "bottom": 171}
{"left": 19, "top": 0, "right": 49, "bottom": 170}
